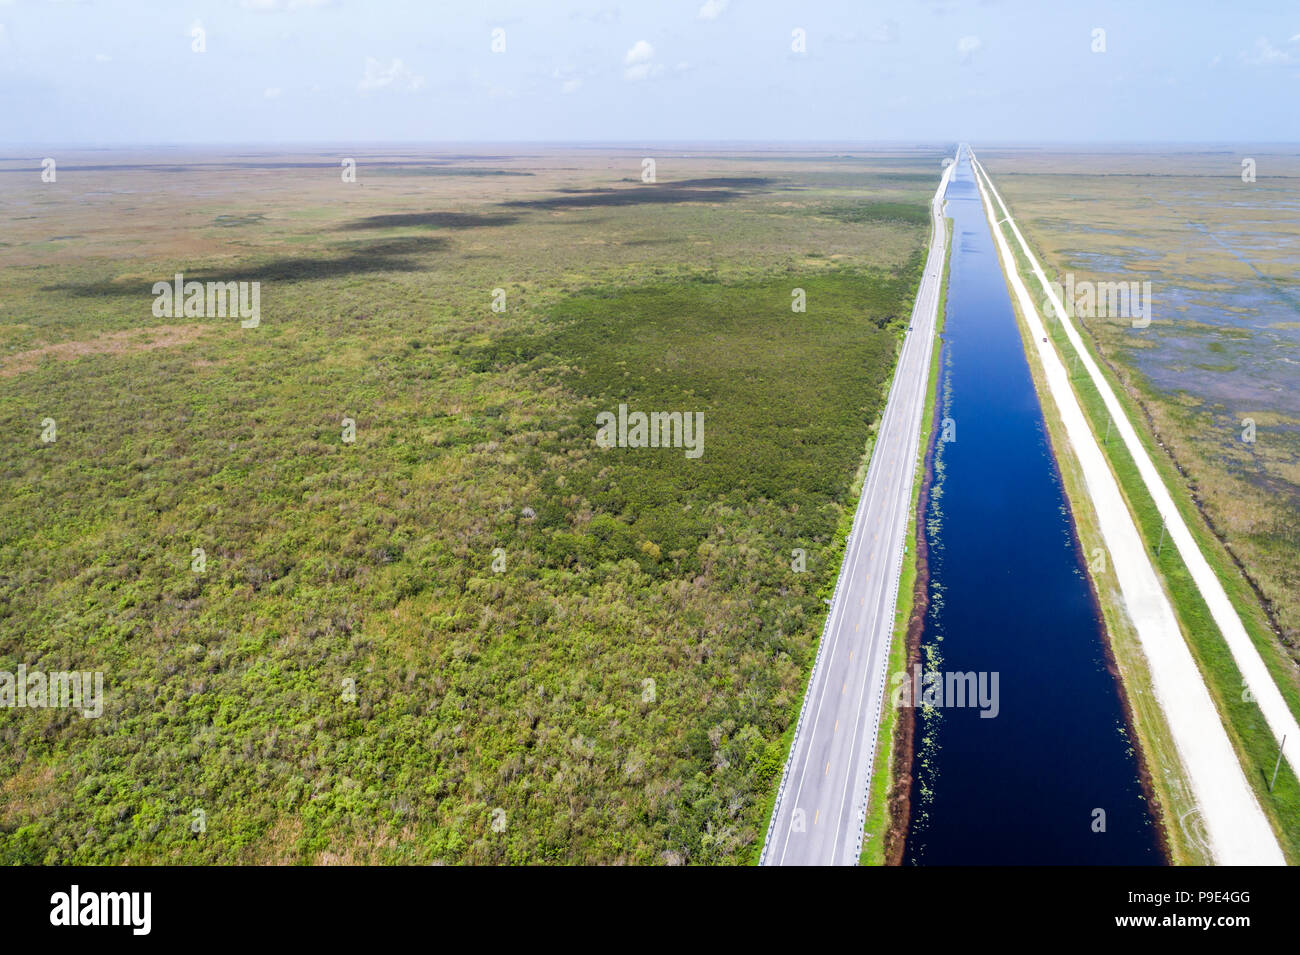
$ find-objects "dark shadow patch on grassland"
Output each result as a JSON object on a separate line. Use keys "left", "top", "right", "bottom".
{"left": 213, "top": 214, "right": 267, "bottom": 228}
{"left": 530, "top": 215, "right": 612, "bottom": 228}
{"left": 42, "top": 236, "right": 448, "bottom": 298}
{"left": 502, "top": 178, "right": 779, "bottom": 210}
{"left": 329, "top": 235, "right": 449, "bottom": 256}
{"left": 338, "top": 211, "right": 520, "bottom": 230}
{"left": 502, "top": 187, "right": 741, "bottom": 209}
{"left": 613, "top": 177, "right": 778, "bottom": 189}
{"left": 672, "top": 177, "right": 775, "bottom": 188}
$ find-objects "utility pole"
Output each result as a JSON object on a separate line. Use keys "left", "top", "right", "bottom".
{"left": 1269, "top": 735, "right": 1287, "bottom": 793}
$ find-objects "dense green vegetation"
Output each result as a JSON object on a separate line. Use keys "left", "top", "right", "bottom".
{"left": 459, "top": 268, "right": 918, "bottom": 577}
{"left": 816, "top": 201, "right": 931, "bottom": 228}
{"left": 0, "top": 148, "right": 935, "bottom": 863}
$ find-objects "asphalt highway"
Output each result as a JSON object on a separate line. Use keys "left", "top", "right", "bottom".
{"left": 760, "top": 152, "right": 957, "bottom": 866}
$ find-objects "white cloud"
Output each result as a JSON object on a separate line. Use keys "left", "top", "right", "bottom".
{"left": 625, "top": 40, "right": 654, "bottom": 65}
{"left": 264, "top": 87, "right": 282, "bottom": 99}
{"left": 359, "top": 57, "right": 424, "bottom": 92}
{"left": 957, "top": 34, "right": 981, "bottom": 63}
{"left": 872, "top": 19, "right": 900, "bottom": 44}
{"left": 1242, "top": 37, "right": 1292, "bottom": 66}
{"left": 571, "top": 6, "right": 619, "bottom": 25}
{"left": 553, "top": 66, "right": 584, "bottom": 94}
{"left": 697, "top": 0, "right": 728, "bottom": 21}
{"left": 94, "top": 53, "right": 111, "bottom": 63}
{"left": 624, "top": 40, "right": 663, "bottom": 81}
{"left": 625, "top": 62, "right": 660, "bottom": 81}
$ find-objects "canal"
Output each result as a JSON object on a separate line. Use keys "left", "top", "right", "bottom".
{"left": 904, "top": 150, "right": 1162, "bottom": 864}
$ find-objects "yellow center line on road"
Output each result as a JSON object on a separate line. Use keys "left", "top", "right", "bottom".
{"left": 814, "top": 809, "right": 820, "bottom": 826}
{"left": 825, "top": 761, "right": 830, "bottom": 776}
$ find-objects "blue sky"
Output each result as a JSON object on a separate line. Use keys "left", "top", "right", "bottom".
{"left": 0, "top": 0, "right": 1296, "bottom": 145}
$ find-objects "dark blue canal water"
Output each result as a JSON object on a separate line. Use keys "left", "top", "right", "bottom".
{"left": 903, "top": 152, "right": 1161, "bottom": 864}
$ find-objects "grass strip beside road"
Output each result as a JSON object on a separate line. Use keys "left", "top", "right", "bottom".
{"left": 860, "top": 216, "right": 953, "bottom": 865}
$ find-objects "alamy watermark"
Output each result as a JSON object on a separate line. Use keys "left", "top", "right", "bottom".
{"left": 595, "top": 403, "right": 704, "bottom": 459}
{"left": 1, "top": 665, "right": 103, "bottom": 718}
{"left": 152, "top": 273, "right": 260, "bottom": 328}
{"left": 1043, "top": 273, "right": 1152, "bottom": 328}
{"left": 50, "top": 885, "right": 150, "bottom": 935}
{"left": 891, "top": 664, "right": 1000, "bottom": 718}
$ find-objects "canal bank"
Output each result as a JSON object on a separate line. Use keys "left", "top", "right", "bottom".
{"left": 901, "top": 149, "right": 1161, "bottom": 864}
